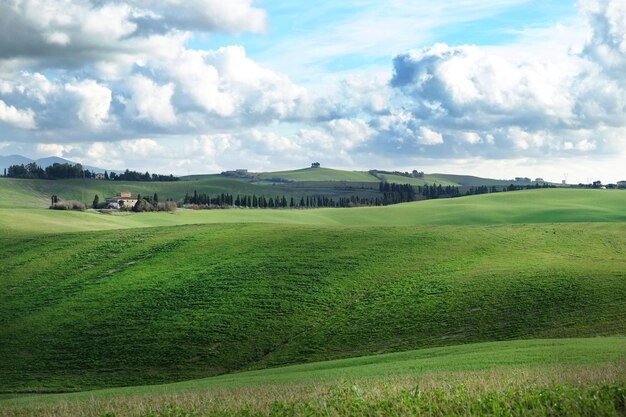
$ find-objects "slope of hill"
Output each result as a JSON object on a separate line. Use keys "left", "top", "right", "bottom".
{"left": 374, "top": 172, "right": 460, "bottom": 186}
{"left": 1, "top": 189, "right": 625, "bottom": 235}
{"left": 430, "top": 173, "right": 522, "bottom": 186}
{"left": 1, "top": 337, "right": 624, "bottom": 417}
{"left": 257, "top": 167, "right": 379, "bottom": 182}
{"left": 1, "top": 221, "right": 624, "bottom": 391}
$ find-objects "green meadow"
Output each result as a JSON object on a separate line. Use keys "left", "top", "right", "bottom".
{"left": 1, "top": 338, "right": 624, "bottom": 416}
{"left": 1, "top": 188, "right": 625, "bottom": 234}
{"left": 1, "top": 221, "right": 625, "bottom": 391}
{"left": 1, "top": 177, "right": 625, "bottom": 416}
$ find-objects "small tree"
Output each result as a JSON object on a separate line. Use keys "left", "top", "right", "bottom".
{"left": 92, "top": 194, "right": 100, "bottom": 209}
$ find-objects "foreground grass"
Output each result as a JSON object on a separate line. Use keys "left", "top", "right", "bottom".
{"left": 1, "top": 222, "right": 625, "bottom": 391}
{"left": 1, "top": 189, "right": 625, "bottom": 235}
{"left": 1, "top": 338, "right": 624, "bottom": 416}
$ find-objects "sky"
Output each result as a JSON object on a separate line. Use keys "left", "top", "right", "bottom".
{"left": 0, "top": 0, "right": 625, "bottom": 183}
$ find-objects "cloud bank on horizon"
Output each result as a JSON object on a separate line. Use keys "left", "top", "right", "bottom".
{"left": 0, "top": 0, "right": 625, "bottom": 182}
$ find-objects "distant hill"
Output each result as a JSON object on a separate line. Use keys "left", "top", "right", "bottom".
{"left": 0, "top": 154, "right": 113, "bottom": 174}
{"left": 217, "top": 167, "right": 516, "bottom": 187}
{"left": 0, "top": 155, "right": 33, "bottom": 173}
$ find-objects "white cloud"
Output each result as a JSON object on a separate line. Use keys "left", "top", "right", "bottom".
{"left": 193, "top": 134, "right": 239, "bottom": 158}
{"left": 125, "top": 75, "right": 176, "bottom": 126}
{"left": 392, "top": 43, "right": 576, "bottom": 127}
{"left": 249, "top": 130, "right": 301, "bottom": 153}
{"left": 126, "top": 0, "right": 266, "bottom": 34}
{"left": 327, "top": 118, "right": 374, "bottom": 149}
{"left": 87, "top": 142, "right": 110, "bottom": 160}
{"left": 0, "top": 0, "right": 266, "bottom": 73}
{"left": 35, "top": 143, "right": 74, "bottom": 157}
{"left": 458, "top": 131, "right": 482, "bottom": 144}
{"left": 119, "top": 138, "right": 163, "bottom": 157}
{"left": 64, "top": 79, "right": 112, "bottom": 129}
{"left": 417, "top": 127, "right": 444, "bottom": 145}
{"left": 0, "top": 99, "right": 36, "bottom": 129}
{"left": 580, "top": 0, "right": 626, "bottom": 77}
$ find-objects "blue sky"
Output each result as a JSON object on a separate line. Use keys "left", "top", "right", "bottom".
{"left": 189, "top": 1, "right": 578, "bottom": 80}
{"left": 0, "top": 0, "right": 624, "bottom": 183}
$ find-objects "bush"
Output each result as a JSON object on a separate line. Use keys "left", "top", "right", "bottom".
{"left": 157, "top": 201, "right": 178, "bottom": 212}
{"left": 50, "top": 200, "right": 86, "bottom": 211}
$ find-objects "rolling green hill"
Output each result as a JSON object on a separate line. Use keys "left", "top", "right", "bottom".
{"left": 1, "top": 189, "right": 625, "bottom": 235}
{"left": 1, "top": 222, "right": 625, "bottom": 392}
{"left": 430, "top": 173, "right": 522, "bottom": 186}
{"left": 374, "top": 173, "right": 460, "bottom": 186}
{"left": 257, "top": 167, "right": 378, "bottom": 182}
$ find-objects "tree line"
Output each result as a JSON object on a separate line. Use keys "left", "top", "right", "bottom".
{"left": 183, "top": 192, "right": 392, "bottom": 209}
{"left": 4, "top": 163, "right": 178, "bottom": 181}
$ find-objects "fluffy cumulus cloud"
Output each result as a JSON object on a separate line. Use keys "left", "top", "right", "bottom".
{"left": 580, "top": 0, "right": 626, "bottom": 77}
{"left": 380, "top": 0, "right": 626, "bottom": 162}
{"left": 417, "top": 127, "right": 444, "bottom": 145}
{"left": 0, "top": 99, "right": 36, "bottom": 129}
{"left": 0, "top": 0, "right": 265, "bottom": 70}
{"left": 64, "top": 79, "right": 112, "bottom": 129}
{"left": 124, "top": 75, "right": 176, "bottom": 126}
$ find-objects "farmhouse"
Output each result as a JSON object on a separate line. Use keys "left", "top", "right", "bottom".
{"left": 105, "top": 192, "right": 138, "bottom": 209}
{"left": 94, "top": 173, "right": 105, "bottom": 180}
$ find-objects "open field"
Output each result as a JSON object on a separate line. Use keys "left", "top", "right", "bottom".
{"left": 1, "top": 337, "right": 624, "bottom": 416}
{"left": 1, "top": 183, "right": 625, "bottom": 415}
{"left": 1, "top": 189, "right": 625, "bottom": 234}
{"left": 1, "top": 221, "right": 625, "bottom": 391}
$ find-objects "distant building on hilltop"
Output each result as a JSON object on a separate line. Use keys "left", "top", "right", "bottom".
{"left": 311, "top": 162, "right": 321, "bottom": 168}
{"left": 535, "top": 178, "right": 544, "bottom": 183}
{"left": 515, "top": 177, "right": 531, "bottom": 183}
{"left": 105, "top": 192, "right": 138, "bottom": 209}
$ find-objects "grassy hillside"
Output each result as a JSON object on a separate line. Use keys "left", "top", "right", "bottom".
{"left": 431, "top": 173, "right": 522, "bottom": 186}
{"left": 1, "top": 189, "right": 625, "bottom": 235}
{"left": 257, "top": 167, "right": 378, "bottom": 182}
{"left": 1, "top": 337, "right": 624, "bottom": 416}
{"left": 1, "top": 222, "right": 625, "bottom": 392}
{"left": 375, "top": 173, "right": 460, "bottom": 186}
